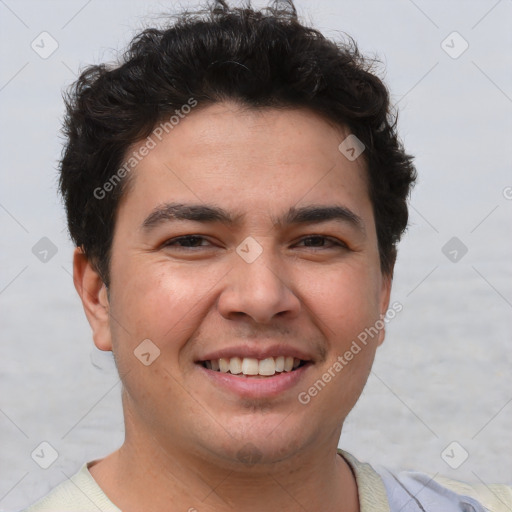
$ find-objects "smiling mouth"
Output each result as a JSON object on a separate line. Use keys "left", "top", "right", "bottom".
{"left": 198, "top": 356, "right": 310, "bottom": 377}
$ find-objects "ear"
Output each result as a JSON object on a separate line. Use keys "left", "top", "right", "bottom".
{"left": 376, "top": 273, "right": 392, "bottom": 347}
{"left": 73, "top": 247, "right": 112, "bottom": 351}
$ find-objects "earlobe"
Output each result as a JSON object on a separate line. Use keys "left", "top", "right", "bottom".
{"left": 72, "top": 247, "right": 112, "bottom": 352}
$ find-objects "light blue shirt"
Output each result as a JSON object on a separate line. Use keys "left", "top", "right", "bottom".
{"left": 376, "top": 467, "right": 489, "bottom": 511}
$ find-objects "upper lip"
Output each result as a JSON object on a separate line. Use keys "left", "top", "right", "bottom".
{"left": 196, "top": 344, "right": 314, "bottom": 363}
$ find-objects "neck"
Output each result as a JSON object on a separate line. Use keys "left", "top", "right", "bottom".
{"left": 89, "top": 411, "right": 359, "bottom": 512}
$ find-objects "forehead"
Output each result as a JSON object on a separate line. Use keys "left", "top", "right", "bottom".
{"left": 147, "top": 102, "right": 354, "bottom": 169}
{"left": 116, "top": 102, "right": 371, "bottom": 225}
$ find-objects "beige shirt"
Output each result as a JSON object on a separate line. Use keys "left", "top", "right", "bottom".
{"left": 23, "top": 450, "right": 512, "bottom": 511}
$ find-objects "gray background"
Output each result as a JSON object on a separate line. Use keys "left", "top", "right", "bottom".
{"left": 1, "top": 0, "right": 511, "bottom": 510}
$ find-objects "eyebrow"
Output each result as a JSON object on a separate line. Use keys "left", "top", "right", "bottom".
{"left": 141, "top": 202, "right": 365, "bottom": 234}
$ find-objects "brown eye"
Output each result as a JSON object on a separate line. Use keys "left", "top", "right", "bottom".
{"left": 297, "top": 236, "right": 347, "bottom": 249}
{"left": 162, "top": 236, "right": 211, "bottom": 249}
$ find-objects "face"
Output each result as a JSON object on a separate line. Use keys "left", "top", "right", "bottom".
{"left": 78, "top": 101, "right": 391, "bottom": 467}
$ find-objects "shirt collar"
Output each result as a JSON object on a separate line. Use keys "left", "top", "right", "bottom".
{"left": 338, "top": 449, "right": 391, "bottom": 512}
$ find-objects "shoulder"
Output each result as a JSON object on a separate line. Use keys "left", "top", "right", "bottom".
{"left": 377, "top": 467, "right": 512, "bottom": 512}
{"left": 433, "top": 474, "right": 512, "bottom": 512}
{"left": 339, "top": 449, "right": 512, "bottom": 512}
{"left": 21, "top": 463, "right": 120, "bottom": 512}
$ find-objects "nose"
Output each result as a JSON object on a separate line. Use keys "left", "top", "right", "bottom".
{"left": 217, "top": 243, "right": 301, "bottom": 325}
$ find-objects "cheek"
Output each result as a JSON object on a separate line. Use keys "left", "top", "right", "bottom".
{"left": 109, "top": 261, "right": 220, "bottom": 356}
{"left": 312, "top": 267, "right": 382, "bottom": 401}
{"left": 305, "top": 264, "right": 383, "bottom": 339}
{"left": 107, "top": 267, "right": 204, "bottom": 411}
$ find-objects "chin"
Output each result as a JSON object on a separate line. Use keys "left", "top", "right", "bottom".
{"left": 201, "top": 421, "right": 311, "bottom": 468}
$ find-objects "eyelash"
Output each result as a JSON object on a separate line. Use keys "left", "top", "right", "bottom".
{"left": 162, "top": 235, "right": 347, "bottom": 250}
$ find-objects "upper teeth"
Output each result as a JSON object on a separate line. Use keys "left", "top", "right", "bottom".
{"left": 204, "top": 356, "right": 302, "bottom": 376}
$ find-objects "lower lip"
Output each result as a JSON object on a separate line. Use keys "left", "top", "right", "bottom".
{"left": 196, "top": 363, "right": 313, "bottom": 399}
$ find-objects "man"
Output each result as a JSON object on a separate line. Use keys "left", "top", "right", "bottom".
{"left": 23, "top": 1, "right": 511, "bottom": 510}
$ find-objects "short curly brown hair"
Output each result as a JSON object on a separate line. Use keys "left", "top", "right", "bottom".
{"left": 59, "top": 0, "right": 416, "bottom": 287}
